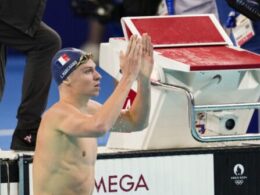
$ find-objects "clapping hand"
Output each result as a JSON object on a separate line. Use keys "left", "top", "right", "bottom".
{"left": 138, "top": 33, "right": 154, "bottom": 80}
{"left": 119, "top": 35, "right": 142, "bottom": 80}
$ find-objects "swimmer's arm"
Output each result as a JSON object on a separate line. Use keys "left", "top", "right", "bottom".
{"left": 86, "top": 80, "right": 151, "bottom": 133}
{"left": 112, "top": 34, "right": 153, "bottom": 133}
{"left": 58, "top": 75, "right": 139, "bottom": 137}
{"left": 57, "top": 76, "right": 150, "bottom": 136}
{"left": 111, "top": 77, "right": 151, "bottom": 133}
{"left": 84, "top": 80, "right": 151, "bottom": 133}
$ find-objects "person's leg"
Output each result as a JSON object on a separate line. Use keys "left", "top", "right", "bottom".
{"left": 0, "top": 21, "right": 61, "bottom": 150}
{"left": 82, "top": 19, "right": 105, "bottom": 63}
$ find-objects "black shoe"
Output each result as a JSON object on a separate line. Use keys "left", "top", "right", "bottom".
{"left": 10, "top": 128, "right": 37, "bottom": 151}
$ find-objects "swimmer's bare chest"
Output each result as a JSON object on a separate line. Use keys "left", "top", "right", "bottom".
{"left": 54, "top": 137, "right": 98, "bottom": 188}
{"left": 77, "top": 137, "right": 98, "bottom": 164}
{"left": 65, "top": 137, "right": 98, "bottom": 166}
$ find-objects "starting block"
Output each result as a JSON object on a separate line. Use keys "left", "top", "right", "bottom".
{"left": 99, "top": 14, "right": 260, "bottom": 149}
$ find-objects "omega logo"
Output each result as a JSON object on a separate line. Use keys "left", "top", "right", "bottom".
{"left": 95, "top": 174, "right": 149, "bottom": 193}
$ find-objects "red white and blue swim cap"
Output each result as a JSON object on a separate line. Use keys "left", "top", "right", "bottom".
{"left": 51, "top": 47, "right": 86, "bottom": 85}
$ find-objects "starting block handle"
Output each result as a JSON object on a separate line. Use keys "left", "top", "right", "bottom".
{"left": 151, "top": 80, "right": 260, "bottom": 143}
{"left": 195, "top": 103, "right": 260, "bottom": 112}
{"left": 151, "top": 80, "right": 194, "bottom": 130}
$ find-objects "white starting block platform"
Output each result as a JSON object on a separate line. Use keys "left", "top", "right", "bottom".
{"left": 99, "top": 14, "right": 260, "bottom": 149}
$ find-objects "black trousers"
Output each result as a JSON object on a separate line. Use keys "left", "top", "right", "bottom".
{"left": 0, "top": 21, "right": 61, "bottom": 130}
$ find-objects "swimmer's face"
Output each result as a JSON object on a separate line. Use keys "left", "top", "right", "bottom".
{"left": 68, "top": 59, "right": 102, "bottom": 97}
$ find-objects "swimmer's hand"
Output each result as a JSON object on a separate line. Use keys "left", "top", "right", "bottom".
{"left": 138, "top": 33, "right": 154, "bottom": 80}
{"left": 119, "top": 35, "right": 142, "bottom": 80}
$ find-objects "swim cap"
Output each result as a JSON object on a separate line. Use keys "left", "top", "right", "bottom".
{"left": 51, "top": 47, "right": 86, "bottom": 85}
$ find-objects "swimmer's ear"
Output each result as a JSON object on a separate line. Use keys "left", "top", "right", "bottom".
{"left": 63, "top": 77, "right": 71, "bottom": 85}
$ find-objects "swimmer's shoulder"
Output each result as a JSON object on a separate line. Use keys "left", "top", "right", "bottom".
{"left": 43, "top": 102, "right": 69, "bottom": 116}
{"left": 41, "top": 100, "right": 102, "bottom": 129}
{"left": 41, "top": 102, "right": 77, "bottom": 127}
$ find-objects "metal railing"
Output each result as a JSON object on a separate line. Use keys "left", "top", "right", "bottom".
{"left": 151, "top": 80, "right": 260, "bottom": 142}
{"left": 0, "top": 160, "right": 11, "bottom": 195}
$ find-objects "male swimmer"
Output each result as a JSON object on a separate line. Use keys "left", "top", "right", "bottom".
{"left": 33, "top": 34, "right": 154, "bottom": 195}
